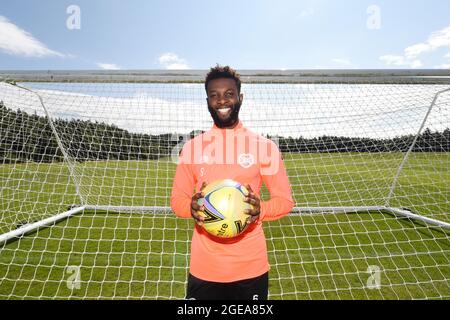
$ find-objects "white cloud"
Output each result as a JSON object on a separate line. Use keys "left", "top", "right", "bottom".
{"left": 404, "top": 43, "right": 431, "bottom": 59}
{"left": 0, "top": 15, "right": 64, "bottom": 57}
{"left": 434, "top": 63, "right": 450, "bottom": 69}
{"left": 379, "top": 54, "right": 422, "bottom": 68}
{"left": 410, "top": 60, "right": 423, "bottom": 68}
{"left": 434, "top": 51, "right": 450, "bottom": 68}
{"left": 158, "top": 52, "right": 190, "bottom": 69}
{"left": 379, "top": 55, "right": 404, "bottom": 65}
{"left": 331, "top": 58, "right": 352, "bottom": 66}
{"left": 380, "top": 25, "right": 450, "bottom": 68}
{"left": 405, "top": 26, "right": 450, "bottom": 58}
{"left": 298, "top": 8, "right": 315, "bottom": 18}
{"left": 97, "top": 63, "right": 120, "bottom": 70}
{"left": 433, "top": 51, "right": 450, "bottom": 68}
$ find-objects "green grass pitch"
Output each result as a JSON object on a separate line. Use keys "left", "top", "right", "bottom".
{"left": 0, "top": 153, "right": 449, "bottom": 299}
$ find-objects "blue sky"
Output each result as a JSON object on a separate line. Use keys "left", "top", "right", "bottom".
{"left": 1, "top": 0, "right": 450, "bottom": 70}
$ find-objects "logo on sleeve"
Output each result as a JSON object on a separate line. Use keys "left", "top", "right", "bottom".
{"left": 238, "top": 153, "right": 254, "bottom": 168}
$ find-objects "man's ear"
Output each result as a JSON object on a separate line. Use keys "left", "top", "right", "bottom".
{"left": 239, "top": 93, "right": 244, "bottom": 103}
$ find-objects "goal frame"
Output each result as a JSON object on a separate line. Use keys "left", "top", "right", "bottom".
{"left": 1, "top": 69, "right": 449, "bottom": 246}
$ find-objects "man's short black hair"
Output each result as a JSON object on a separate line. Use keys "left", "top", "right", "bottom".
{"left": 205, "top": 64, "right": 241, "bottom": 94}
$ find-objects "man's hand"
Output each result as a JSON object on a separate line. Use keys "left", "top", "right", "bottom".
{"left": 191, "top": 181, "right": 208, "bottom": 226}
{"left": 243, "top": 184, "right": 261, "bottom": 223}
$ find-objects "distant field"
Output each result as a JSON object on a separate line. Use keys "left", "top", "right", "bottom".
{"left": 0, "top": 153, "right": 449, "bottom": 299}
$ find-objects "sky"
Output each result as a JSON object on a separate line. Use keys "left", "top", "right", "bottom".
{"left": 0, "top": 0, "right": 450, "bottom": 70}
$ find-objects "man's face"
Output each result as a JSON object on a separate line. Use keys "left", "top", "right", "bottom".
{"left": 206, "top": 78, "right": 243, "bottom": 128}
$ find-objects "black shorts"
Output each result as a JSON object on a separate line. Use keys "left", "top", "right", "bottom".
{"left": 186, "top": 272, "right": 268, "bottom": 300}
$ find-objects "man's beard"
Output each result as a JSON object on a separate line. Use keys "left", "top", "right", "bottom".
{"left": 207, "top": 100, "right": 241, "bottom": 128}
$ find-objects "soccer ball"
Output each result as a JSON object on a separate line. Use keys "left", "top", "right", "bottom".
{"left": 197, "top": 179, "right": 253, "bottom": 238}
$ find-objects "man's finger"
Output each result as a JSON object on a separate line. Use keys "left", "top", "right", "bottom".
{"left": 192, "top": 192, "right": 203, "bottom": 200}
{"left": 200, "top": 181, "right": 208, "bottom": 192}
{"left": 245, "top": 184, "right": 254, "bottom": 195}
{"left": 245, "top": 208, "right": 260, "bottom": 216}
{"left": 191, "top": 211, "right": 205, "bottom": 225}
{"left": 192, "top": 212, "right": 204, "bottom": 220}
{"left": 244, "top": 187, "right": 260, "bottom": 205}
{"left": 191, "top": 202, "right": 203, "bottom": 211}
{"left": 244, "top": 197, "right": 258, "bottom": 205}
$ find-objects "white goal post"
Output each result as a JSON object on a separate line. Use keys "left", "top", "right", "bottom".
{"left": 0, "top": 70, "right": 449, "bottom": 299}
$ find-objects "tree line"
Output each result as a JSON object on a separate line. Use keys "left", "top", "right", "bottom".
{"left": 270, "top": 127, "right": 449, "bottom": 153}
{"left": 1, "top": 101, "right": 448, "bottom": 164}
{"left": 0, "top": 101, "right": 177, "bottom": 163}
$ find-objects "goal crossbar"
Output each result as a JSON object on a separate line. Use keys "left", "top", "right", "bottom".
{"left": 2, "top": 69, "right": 450, "bottom": 84}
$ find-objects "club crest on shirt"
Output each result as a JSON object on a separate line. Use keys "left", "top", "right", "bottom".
{"left": 238, "top": 153, "right": 254, "bottom": 168}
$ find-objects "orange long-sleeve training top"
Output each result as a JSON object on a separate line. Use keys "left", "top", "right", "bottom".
{"left": 170, "top": 120, "right": 294, "bottom": 283}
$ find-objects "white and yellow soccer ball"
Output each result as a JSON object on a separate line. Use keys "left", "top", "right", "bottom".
{"left": 197, "top": 179, "right": 253, "bottom": 238}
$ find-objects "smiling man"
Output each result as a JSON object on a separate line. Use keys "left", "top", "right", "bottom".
{"left": 170, "top": 65, "right": 294, "bottom": 300}
{"left": 206, "top": 74, "right": 242, "bottom": 129}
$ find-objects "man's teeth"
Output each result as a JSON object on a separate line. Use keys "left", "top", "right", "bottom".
{"left": 218, "top": 108, "right": 231, "bottom": 114}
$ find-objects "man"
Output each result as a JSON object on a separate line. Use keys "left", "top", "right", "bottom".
{"left": 170, "top": 65, "right": 293, "bottom": 300}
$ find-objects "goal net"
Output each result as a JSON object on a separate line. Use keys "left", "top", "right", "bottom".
{"left": 0, "top": 70, "right": 449, "bottom": 299}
